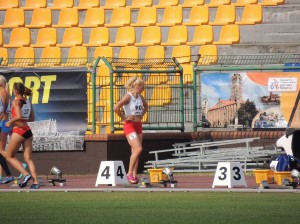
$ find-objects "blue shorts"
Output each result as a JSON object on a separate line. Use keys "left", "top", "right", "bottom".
{"left": 0, "top": 119, "right": 12, "bottom": 134}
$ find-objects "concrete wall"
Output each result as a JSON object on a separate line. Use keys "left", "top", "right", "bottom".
{"left": 11, "top": 130, "right": 285, "bottom": 176}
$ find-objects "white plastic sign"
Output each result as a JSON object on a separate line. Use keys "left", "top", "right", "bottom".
{"left": 212, "top": 162, "right": 247, "bottom": 188}
{"left": 95, "top": 161, "right": 128, "bottom": 186}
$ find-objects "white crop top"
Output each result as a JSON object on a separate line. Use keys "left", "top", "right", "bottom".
{"left": 21, "top": 99, "right": 31, "bottom": 119}
{"left": 123, "top": 92, "right": 143, "bottom": 116}
{"left": 0, "top": 90, "right": 10, "bottom": 114}
{"left": 0, "top": 98, "right": 9, "bottom": 114}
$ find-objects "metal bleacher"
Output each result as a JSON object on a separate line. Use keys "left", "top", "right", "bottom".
{"left": 145, "top": 137, "right": 284, "bottom": 172}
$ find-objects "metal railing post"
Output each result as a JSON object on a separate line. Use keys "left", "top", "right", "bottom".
{"left": 173, "top": 58, "right": 184, "bottom": 132}
{"left": 192, "top": 63, "right": 197, "bottom": 132}
{"left": 91, "top": 57, "right": 101, "bottom": 134}
{"left": 101, "top": 57, "right": 115, "bottom": 133}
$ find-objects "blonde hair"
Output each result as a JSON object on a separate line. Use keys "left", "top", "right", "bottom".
{"left": 0, "top": 75, "right": 9, "bottom": 93}
{"left": 124, "top": 77, "right": 144, "bottom": 91}
{"left": 0, "top": 75, "right": 6, "bottom": 85}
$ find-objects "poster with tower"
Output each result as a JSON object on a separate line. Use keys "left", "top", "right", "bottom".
{"left": 201, "top": 72, "right": 299, "bottom": 129}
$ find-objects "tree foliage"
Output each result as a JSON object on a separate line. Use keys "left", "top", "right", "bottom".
{"left": 237, "top": 99, "right": 258, "bottom": 127}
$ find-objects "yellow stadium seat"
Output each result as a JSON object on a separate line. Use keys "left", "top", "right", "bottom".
{"left": 232, "top": 0, "right": 258, "bottom": 7}
{"left": 96, "top": 65, "right": 117, "bottom": 86}
{"left": 21, "top": 0, "right": 47, "bottom": 10}
{"left": 75, "top": 0, "right": 99, "bottom": 10}
{"left": 83, "top": 27, "right": 109, "bottom": 47}
{"left": 102, "top": 0, "right": 126, "bottom": 9}
{"left": 79, "top": 8, "right": 105, "bottom": 28}
{"left": 209, "top": 5, "right": 235, "bottom": 25}
{"left": 156, "top": 6, "right": 182, "bottom": 26}
{"left": 97, "top": 86, "right": 120, "bottom": 107}
{"left": 53, "top": 8, "right": 78, "bottom": 28}
{"left": 0, "top": 29, "right": 2, "bottom": 46}
{"left": 142, "top": 112, "right": 148, "bottom": 123}
{"left": 144, "top": 46, "right": 165, "bottom": 65}
{"left": 68, "top": 46, "right": 87, "bottom": 60}
{"left": 166, "top": 74, "right": 180, "bottom": 85}
{"left": 117, "top": 46, "right": 139, "bottom": 71}
{"left": 131, "top": 7, "right": 157, "bottom": 27}
{"left": 186, "top": 25, "right": 213, "bottom": 45}
{"left": 181, "top": 64, "right": 194, "bottom": 84}
{"left": 26, "top": 8, "right": 52, "bottom": 28}
{"left": 148, "top": 85, "right": 172, "bottom": 106}
{"left": 57, "top": 27, "right": 83, "bottom": 47}
{"left": 48, "top": 0, "right": 73, "bottom": 9}
{"left": 85, "top": 124, "right": 101, "bottom": 134}
{"left": 145, "top": 69, "right": 169, "bottom": 85}
{"left": 4, "top": 28, "right": 30, "bottom": 48}
{"left": 31, "top": 28, "right": 57, "bottom": 48}
{"left": 0, "top": 48, "right": 8, "bottom": 65}
{"left": 179, "top": 0, "right": 204, "bottom": 8}
{"left": 198, "top": 44, "right": 218, "bottom": 65}
{"left": 37, "top": 47, "right": 61, "bottom": 67}
{"left": 161, "top": 26, "right": 187, "bottom": 46}
{"left": 236, "top": 4, "right": 262, "bottom": 25}
{"left": 167, "top": 64, "right": 193, "bottom": 85}
{"left": 128, "top": 0, "right": 153, "bottom": 9}
{"left": 109, "top": 27, "right": 135, "bottom": 47}
{"left": 171, "top": 45, "right": 191, "bottom": 64}
{"left": 8, "top": 47, "right": 35, "bottom": 67}
{"left": 119, "top": 46, "right": 139, "bottom": 62}
{"left": 93, "top": 46, "right": 113, "bottom": 67}
{"left": 0, "top": 0, "right": 18, "bottom": 10}
{"left": 182, "top": 6, "right": 209, "bottom": 26}
{"left": 144, "top": 46, "right": 165, "bottom": 60}
{"left": 206, "top": 0, "right": 230, "bottom": 7}
{"left": 260, "top": 0, "right": 285, "bottom": 6}
{"left": 115, "top": 68, "right": 143, "bottom": 86}
{"left": 100, "top": 104, "right": 122, "bottom": 125}
{"left": 94, "top": 46, "right": 113, "bottom": 59}
{"left": 135, "top": 26, "right": 161, "bottom": 47}
{"left": 213, "top": 25, "right": 240, "bottom": 45}
{"left": 105, "top": 8, "right": 131, "bottom": 28}
{"left": 155, "top": 0, "right": 179, "bottom": 8}
{"left": 63, "top": 46, "right": 87, "bottom": 66}
{"left": 0, "top": 8, "right": 25, "bottom": 28}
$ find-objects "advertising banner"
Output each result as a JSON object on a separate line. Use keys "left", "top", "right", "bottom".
{"left": 0, "top": 68, "right": 87, "bottom": 151}
{"left": 201, "top": 72, "right": 300, "bottom": 129}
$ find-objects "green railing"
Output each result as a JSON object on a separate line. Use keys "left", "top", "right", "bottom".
{"left": 93, "top": 57, "right": 185, "bottom": 133}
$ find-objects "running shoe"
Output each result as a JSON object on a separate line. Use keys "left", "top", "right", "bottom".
{"left": 127, "top": 174, "right": 138, "bottom": 184}
{"left": 2, "top": 176, "right": 14, "bottom": 184}
{"left": 30, "top": 184, "right": 40, "bottom": 189}
{"left": 19, "top": 174, "right": 32, "bottom": 188}
{"left": 134, "top": 176, "right": 139, "bottom": 183}
{"left": 18, "top": 163, "right": 28, "bottom": 180}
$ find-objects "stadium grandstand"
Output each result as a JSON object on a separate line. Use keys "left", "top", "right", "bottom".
{"left": 0, "top": 0, "right": 299, "bottom": 176}
{"left": 0, "top": 0, "right": 299, "bottom": 135}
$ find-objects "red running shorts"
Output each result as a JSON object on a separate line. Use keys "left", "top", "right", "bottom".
{"left": 123, "top": 121, "right": 142, "bottom": 135}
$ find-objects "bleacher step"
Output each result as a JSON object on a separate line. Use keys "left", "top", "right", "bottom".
{"left": 218, "top": 44, "right": 300, "bottom": 55}
{"left": 238, "top": 23, "right": 300, "bottom": 43}
{"left": 264, "top": 32, "right": 300, "bottom": 43}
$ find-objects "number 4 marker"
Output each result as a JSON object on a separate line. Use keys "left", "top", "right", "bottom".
{"left": 95, "top": 161, "right": 128, "bottom": 186}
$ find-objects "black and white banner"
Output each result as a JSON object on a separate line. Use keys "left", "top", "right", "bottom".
{"left": 0, "top": 67, "right": 88, "bottom": 151}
